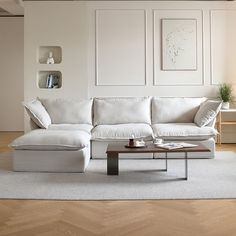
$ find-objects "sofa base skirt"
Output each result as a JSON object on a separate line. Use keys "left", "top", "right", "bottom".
{"left": 13, "top": 146, "right": 90, "bottom": 172}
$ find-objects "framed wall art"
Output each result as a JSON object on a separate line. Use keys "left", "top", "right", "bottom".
{"left": 161, "top": 19, "right": 197, "bottom": 71}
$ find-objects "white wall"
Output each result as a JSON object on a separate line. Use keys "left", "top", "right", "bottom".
{"left": 86, "top": 1, "right": 236, "bottom": 98}
{"left": 0, "top": 17, "right": 24, "bottom": 131}
{"left": 24, "top": 1, "right": 236, "bottom": 141}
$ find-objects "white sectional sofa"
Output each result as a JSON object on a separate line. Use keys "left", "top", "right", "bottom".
{"left": 10, "top": 97, "right": 221, "bottom": 172}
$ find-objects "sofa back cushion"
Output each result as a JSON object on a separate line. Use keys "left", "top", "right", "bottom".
{"left": 40, "top": 98, "right": 93, "bottom": 125}
{"left": 152, "top": 97, "right": 206, "bottom": 124}
{"left": 94, "top": 97, "right": 151, "bottom": 125}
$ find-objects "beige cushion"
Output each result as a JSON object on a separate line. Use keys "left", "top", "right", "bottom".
{"left": 10, "top": 129, "right": 91, "bottom": 151}
{"left": 23, "top": 99, "right": 51, "bottom": 129}
{"left": 194, "top": 100, "right": 222, "bottom": 127}
{"left": 94, "top": 97, "right": 151, "bottom": 125}
{"left": 48, "top": 124, "right": 93, "bottom": 133}
{"left": 92, "top": 124, "right": 153, "bottom": 141}
{"left": 152, "top": 123, "right": 217, "bottom": 140}
{"left": 40, "top": 98, "right": 93, "bottom": 125}
{"left": 152, "top": 97, "right": 206, "bottom": 124}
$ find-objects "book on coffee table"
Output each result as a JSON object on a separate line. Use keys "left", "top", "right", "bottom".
{"left": 155, "top": 142, "right": 198, "bottom": 150}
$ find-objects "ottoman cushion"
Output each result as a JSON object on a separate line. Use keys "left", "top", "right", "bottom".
{"left": 10, "top": 129, "right": 90, "bottom": 151}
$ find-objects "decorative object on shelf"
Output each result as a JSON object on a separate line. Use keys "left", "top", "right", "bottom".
{"left": 46, "top": 51, "right": 55, "bottom": 64}
{"left": 39, "top": 46, "right": 62, "bottom": 64}
{"left": 162, "top": 19, "right": 197, "bottom": 71}
{"left": 218, "top": 83, "right": 234, "bottom": 110}
{"left": 38, "top": 71, "right": 62, "bottom": 89}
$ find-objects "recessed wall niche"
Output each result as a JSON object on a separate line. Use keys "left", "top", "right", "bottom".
{"left": 37, "top": 71, "right": 62, "bottom": 89}
{"left": 38, "top": 46, "right": 62, "bottom": 64}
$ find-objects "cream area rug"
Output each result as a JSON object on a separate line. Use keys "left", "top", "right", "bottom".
{"left": 0, "top": 152, "right": 236, "bottom": 200}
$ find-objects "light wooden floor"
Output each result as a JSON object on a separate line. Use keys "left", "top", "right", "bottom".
{"left": 0, "top": 131, "right": 236, "bottom": 236}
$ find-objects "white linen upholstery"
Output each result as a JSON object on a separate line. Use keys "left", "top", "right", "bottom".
{"left": 13, "top": 147, "right": 90, "bottom": 172}
{"left": 10, "top": 129, "right": 91, "bottom": 151}
{"left": 152, "top": 97, "right": 206, "bottom": 124}
{"left": 23, "top": 99, "right": 51, "bottom": 129}
{"left": 94, "top": 97, "right": 151, "bottom": 125}
{"left": 92, "top": 124, "right": 153, "bottom": 141}
{"left": 152, "top": 123, "right": 217, "bottom": 140}
{"left": 194, "top": 100, "right": 222, "bottom": 127}
{"left": 40, "top": 98, "right": 93, "bottom": 125}
{"left": 48, "top": 124, "right": 93, "bottom": 133}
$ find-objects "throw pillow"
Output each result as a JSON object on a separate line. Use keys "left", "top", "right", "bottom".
{"left": 194, "top": 100, "right": 222, "bottom": 127}
{"left": 23, "top": 99, "right": 51, "bottom": 128}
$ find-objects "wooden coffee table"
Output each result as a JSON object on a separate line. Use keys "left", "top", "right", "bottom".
{"left": 106, "top": 143, "right": 210, "bottom": 180}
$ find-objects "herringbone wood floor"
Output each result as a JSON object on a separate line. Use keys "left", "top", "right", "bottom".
{"left": 0, "top": 132, "right": 236, "bottom": 236}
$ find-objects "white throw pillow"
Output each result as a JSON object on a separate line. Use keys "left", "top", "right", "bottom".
{"left": 40, "top": 98, "right": 93, "bottom": 125}
{"left": 23, "top": 99, "right": 51, "bottom": 129}
{"left": 94, "top": 97, "right": 151, "bottom": 125}
{"left": 194, "top": 100, "right": 222, "bottom": 127}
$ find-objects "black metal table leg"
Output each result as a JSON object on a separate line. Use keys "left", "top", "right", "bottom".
{"left": 185, "top": 152, "right": 188, "bottom": 180}
{"left": 165, "top": 152, "right": 168, "bottom": 171}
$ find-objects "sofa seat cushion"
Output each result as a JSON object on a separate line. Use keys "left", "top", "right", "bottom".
{"left": 10, "top": 129, "right": 91, "bottom": 151}
{"left": 92, "top": 124, "right": 153, "bottom": 141}
{"left": 152, "top": 123, "right": 217, "bottom": 140}
{"left": 48, "top": 124, "right": 93, "bottom": 133}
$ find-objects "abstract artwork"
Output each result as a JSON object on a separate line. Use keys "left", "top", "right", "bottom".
{"left": 162, "top": 19, "right": 197, "bottom": 71}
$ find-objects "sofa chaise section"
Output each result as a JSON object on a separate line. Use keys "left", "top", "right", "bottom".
{"left": 10, "top": 129, "right": 91, "bottom": 172}
{"left": 11, "top": 98, "right": 93, "bottom": 172}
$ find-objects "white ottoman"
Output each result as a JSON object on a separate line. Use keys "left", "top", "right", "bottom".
{"left": 10, "top": 129, "right": 91, "bottom": 172}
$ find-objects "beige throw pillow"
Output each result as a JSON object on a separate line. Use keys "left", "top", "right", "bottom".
{"left": 194, "top": 100, "right": 222, "bottom": 127}
{"left": 23, "top": 99, "right": 51, "bottom": 128}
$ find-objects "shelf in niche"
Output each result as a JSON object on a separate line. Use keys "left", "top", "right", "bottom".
{"left": 38, "top": 46, "right": 62, "bottom": 64}
{"left": 38, "top": 71, "right": 62, "bottom": 89}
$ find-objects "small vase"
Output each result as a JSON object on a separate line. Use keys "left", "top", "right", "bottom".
{"left": 221, "top": 102, "right": 230, "bottom": 110}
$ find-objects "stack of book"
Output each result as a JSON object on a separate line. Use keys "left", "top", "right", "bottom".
{"left": 46, "top": 74, "right": 59, "bottom": 89}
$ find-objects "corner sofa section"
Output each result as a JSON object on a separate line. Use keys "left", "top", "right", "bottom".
{"left": 10, "top": 97, "right": 220, "bottom": 172}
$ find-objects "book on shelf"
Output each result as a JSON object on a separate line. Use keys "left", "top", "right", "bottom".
{"left": 46, "top": 74, "right": 59, "bottom": 88}
{"left": 155, "top": 142, "right": 198, "bottom": 150}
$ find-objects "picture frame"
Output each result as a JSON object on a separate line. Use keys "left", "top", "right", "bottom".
{"left": 161, "top": 18, "right": 197, "bottom": 71}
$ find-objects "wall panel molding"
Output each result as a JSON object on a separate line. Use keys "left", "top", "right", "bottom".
{"left": 210, "top": 9, "right": 236, "bottom": 85}
{"left": 153, "top": 9, "right": 204, "bottom": 86}
{"left": 95, "top": 9, "right": 147, "bottom": 86}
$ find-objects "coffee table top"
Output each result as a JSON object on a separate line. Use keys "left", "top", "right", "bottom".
{"left": 106, "top": 143, "right": 210, "bottom": 154}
